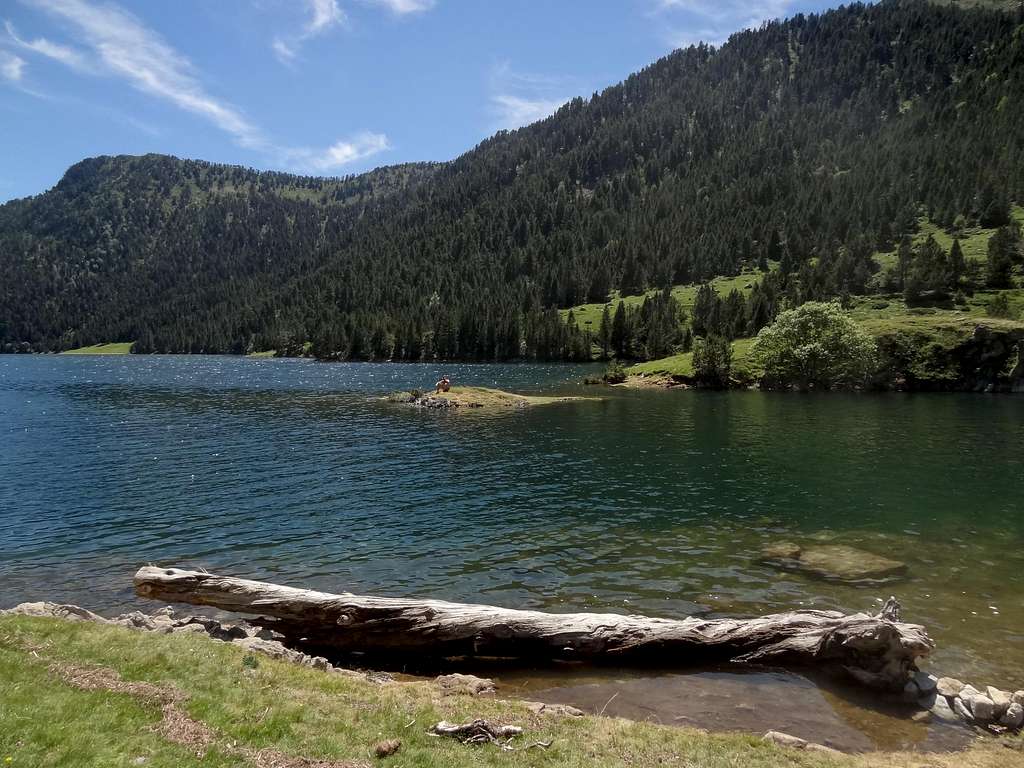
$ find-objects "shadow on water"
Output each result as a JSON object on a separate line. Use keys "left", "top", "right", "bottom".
{"left": 286, "top": 643, "right": 973, "bottom": 753}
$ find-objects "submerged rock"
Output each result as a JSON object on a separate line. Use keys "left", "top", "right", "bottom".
{"left": 760, "top": 542, "right": 907, "bottom": 583}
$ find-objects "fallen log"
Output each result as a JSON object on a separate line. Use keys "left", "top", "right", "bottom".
{"left": 133, "top": 566, "right": 933, "bottom": 690}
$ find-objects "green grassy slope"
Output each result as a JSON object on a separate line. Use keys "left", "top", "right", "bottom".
{"left": 561, "top": 270, "right": 766, "bottom": 330}
{"left": 873, "top": 206, "right": 1024, "bottom": 272}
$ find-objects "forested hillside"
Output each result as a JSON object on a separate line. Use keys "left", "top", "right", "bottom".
{"left": 1, "top": 0, "right": 1022, "bottom": 360}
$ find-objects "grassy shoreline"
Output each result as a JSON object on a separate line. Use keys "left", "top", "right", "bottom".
{"left": 59, "top": 342, "right": 135, "bottom": 355}
{"left": 2, "top": 614, "right": 1020, "bottom": 767}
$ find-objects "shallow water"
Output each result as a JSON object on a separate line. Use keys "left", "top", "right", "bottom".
{"left": 2, "top": 355, "right": 1023, "bottom": 744}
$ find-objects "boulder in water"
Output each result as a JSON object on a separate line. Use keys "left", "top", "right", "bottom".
{"left": 760, "top": 542, "right": 907, "bottom": 584}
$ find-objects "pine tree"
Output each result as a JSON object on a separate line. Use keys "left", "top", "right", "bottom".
{"left": 949, "top": 238, "right": 966, "bottom": 288}
{"left": 598, "top": 305, "right": 612, "bottom": 359}
{"left": 611, "top": 301, "right": 630, "bottom": 358}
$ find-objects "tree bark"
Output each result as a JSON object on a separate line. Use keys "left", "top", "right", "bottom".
{"left": 134, "top": 566, "right": 933, "bottom": 690}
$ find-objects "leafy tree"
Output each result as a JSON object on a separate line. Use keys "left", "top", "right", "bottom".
{"left": 752, "top": 301, "right": 878, "bottom": 390}
{"left": 691, "top": 335, "right": 732, "bottom": 388}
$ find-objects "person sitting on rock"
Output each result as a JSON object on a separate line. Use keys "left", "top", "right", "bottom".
{"left": 435, "top": 375, "right": 451, "bottom": 393}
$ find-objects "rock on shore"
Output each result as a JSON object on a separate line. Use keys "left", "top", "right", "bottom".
{"left": 910, "top": 672, "right": 1024, "bottom": 733}
{"left": 1, "top": 601, "right": 375, "bottom": 680}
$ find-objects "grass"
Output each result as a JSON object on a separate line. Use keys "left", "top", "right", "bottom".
{"left": 873, "top": 206, "right": 1024, "bottom": 272}
{"left": 246, "top": 350, "right": 277, "bottom": 358}
{"left": 59, "top": 342, "right": 134, "bottom": 355}
{"left": 1, "top": 615, "right": 1021, "bottom": 768}
{"left": 561, "top": 270, "right": 767, "bottom": 330}
{"left": 847, "top": 291, "right": 1024, "bottom": 336}
{"left": 628, "top": 337, "right": 758, "bottom": 379}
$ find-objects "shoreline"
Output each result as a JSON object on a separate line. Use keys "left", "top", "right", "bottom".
{"left": 2, "top": 601, "right": 1022, "bottom": 766}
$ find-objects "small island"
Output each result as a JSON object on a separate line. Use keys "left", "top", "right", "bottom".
{"left": 385, "top": 385, "right": 595, "bottom": 409}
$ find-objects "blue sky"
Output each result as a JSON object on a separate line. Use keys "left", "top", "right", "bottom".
{"left": 1, "top": 0, "right": 834, "bottom": 202}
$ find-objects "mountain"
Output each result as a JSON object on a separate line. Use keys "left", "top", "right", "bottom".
{"left": 1, "top": 0, "right": 1022, "bottom": 359}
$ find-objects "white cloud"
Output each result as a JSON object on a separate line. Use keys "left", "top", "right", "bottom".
{"left": 362, "top": 0, "right": 435, "bottom": 14}
{"left": 1, "top": 50, "right": 26, "bottom": 82}
{"left": 272, "top": 0, "right": 345, "bottom": 64}
{"left": 4, "top": 19, "right": 91, "bottom": 71}
{"left": 285, "top": 132, "right": 391, "bottom": 172}
{"left": 28, "top": 0, "right": 264, "bottom": 147}
{"left": 307, "top": 0, "right": 345, "bottom": 31}
{"left": 21, "top": 0, "right": 390, "bottom": 171}
{"left": 654, "top": 0, "right": 793, "bottom": 49}
{"left": 488, "top": 61, "right": 573, "bottom": 131}
{"left": 491, "top": 94, "right": 565, "bottom": 130}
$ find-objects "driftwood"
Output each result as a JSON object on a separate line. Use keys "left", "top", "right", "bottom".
{"left": 133, "top": 566, "right": 933, "bottom": 690}
{"left": 430, "top": 719, "right": 522, "bottom": 745}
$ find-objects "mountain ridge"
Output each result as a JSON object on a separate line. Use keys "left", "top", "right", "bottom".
{"left": 1, "top": 0, "right": 1022, "bottom": 359}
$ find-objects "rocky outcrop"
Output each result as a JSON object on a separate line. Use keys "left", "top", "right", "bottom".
{"left": 908, "top": 672, "right": 1024, "bottom": 734}
{"left": 760, "top": 542, "right": 907, "bottom": 584}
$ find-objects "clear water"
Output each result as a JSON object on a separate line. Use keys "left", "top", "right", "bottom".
{"left": 2, "top": 355, "right": 1023, "bottom": 743}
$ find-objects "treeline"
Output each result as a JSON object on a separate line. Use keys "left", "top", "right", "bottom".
{"left": 2, "top": 1, "right": 1023, "bottom": 359}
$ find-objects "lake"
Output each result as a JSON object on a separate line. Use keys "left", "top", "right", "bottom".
{"left": 3, "top": 354, "right": 1023, "bottom": 748}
